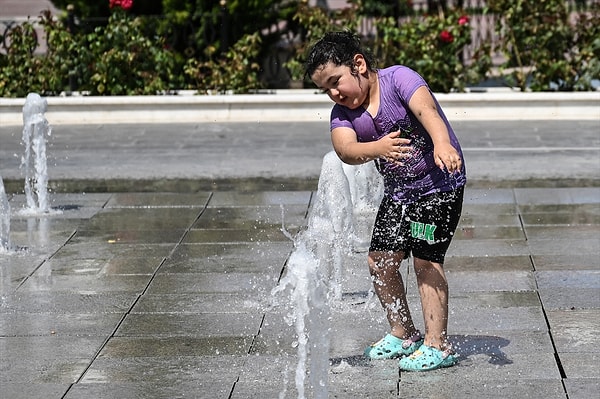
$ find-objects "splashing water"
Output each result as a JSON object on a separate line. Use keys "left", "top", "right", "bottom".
{"left": 0, "top": 176, "right": 11, "bottom": 252}
{"left": 273, "top": 151, "right": 383, "bottom": 399}
{"left": 19, "top": 93, "right": 57, "bottom": 215}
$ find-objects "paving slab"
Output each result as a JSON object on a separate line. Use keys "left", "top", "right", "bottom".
{"left": 0, "top": 384, "right": 70, "bottom": 399}
{"left": 563, "top": 378, "right": 600, "bottom": 399}
{"left": 539, "top": 287, "right": 600, "bottom": 310}
{"left": 546, "top": 309, "right": 600, "bottom": 353}
{"left": 397, "top": 378, "right": 566, "bottom": 399}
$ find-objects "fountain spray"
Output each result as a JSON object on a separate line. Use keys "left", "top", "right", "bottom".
{"left": 273, "top": 151, "right": 383, "bottom": 399}
{"left": 0, "top": 176, "right": 11, "bottom": 251}
{"left": 20, "top": 93, "right": 52, "bottom": 214}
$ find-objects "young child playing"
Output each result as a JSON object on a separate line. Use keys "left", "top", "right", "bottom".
{"left": 305, "top": 31, "right": 466, "bottom": 371}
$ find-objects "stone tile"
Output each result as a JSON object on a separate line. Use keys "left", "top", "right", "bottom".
{"left": 563, "top": 378, "right": 600, "bottom": 399}
{"left": 448, "top": 306, "right": 548, "bottom": 333}
{"left": 454, "top": 225, "right": 525, "bottom": 240}
{"left": 147, "top": 272, "right": 278, "bottom": 295}
{"left": 450, "top": 331, "right": 552, "bottom": 358}
{"left": 6, "top": 218, "right": 78, "bottom": 251}
{"left": 0, "top": 292, "right": 137, "bottom": 314}
{"left": 399, "top": 352, "right": 561, "bottom": 380}
{"left": 458, "top": 213, "right": 521, "bottom": 226}
{"left": 79, "top": 355, "right": 243, "bottom": 384}
{"left": 559, "top": 352, "right": 600, "bottom": 379}
{"left": 194, "top": 204, "right": 308, "bottom": 230}
{"left": 463, "top": 188, "right": 516, "bottom": 204}
{"left": 527, "top": 238, "right": 600, "bottom": 256}
{"left": 0, "top": 336, "right": 105, "bottom": 383}
{"left": 70, "top": 229, "right": 187, "bottom": 244}
{"left": 521, "top": 213, "right": 600, "bottom": 225}
{"left": 525, "top": 226, "right": 599, "bottom": 241}
{"left": 0, "top": 384, "right": 69, "bottom": 399}
{"left": 461, "top": 203, "right": 518, "bottom": 215}
{"left": 49, "top": 242, "right": 174, "bottom": 260}
{"left": 328, "top": 360, "right": 400, "bottom": 399}
{"left": 131, "top": 293, "right": 269, "bottom": 314}
{"left": 518, "top": 203, "right": 600, "bottom": 215}
{"left": 546, "top": 309, "right": 600, "bottom": 353}
{"left": 207, "top": 191, "right": 312, "bottom": 206}
{"left": 0, "top": 254, "right": 48, "bottom": 293}
{"left": 532, "top": 254, "right": 600, "bottom": 271}
{"left": 236, "top": 353, "right": 399, "bottom": 399}
{"left": 160, "top": 241, "right": 292, "bottom": 274}
{"left": 535, "top": 270, "right": 600, "bottom": 289}
{"left": 98, "top": 336, "right": 253, "bottom": 357}
{"left": 449, "top": 239, "right": 529, "bottom": 257}
{"left": 183, "top": 227, "right": 295, "bottom": 243}
{"left": 105, "top": 192, "right": 211, "bottom": 208}
{"left": 10, "top": 193, "right": 111, "bottom": 209}
{"left": 445, "top": 271, "right": 536, "bottom": 292}
{"left": 0, "top": 312, "right": 123, "bottom": 336}
{"left": 397, "top": 377, "right": 566, "bottom": 399}
{"left": 449, "top": 291, "right": 541, "bottom": 308}
{"left": 515, "top": 187, "right": 600, "bottom": 205}
{"left": 539, "top": 288, "right": 600, "bottom": 310}
{"left": 8, "top": 196, "right": 106, "bottom": 220}
{"left": 84, "top": 207, "right": 201, "bottom": 231}
{"left": 65, "top": 381, "right": 233, "bottom": 399}
{"left": 40, "top": 256, "right": 164, "bottom": 275}
{"left": 445, "top": 255, "right": 533, "bottom": 271}
{"left": 115, "top": 312, "right": 264, "bottom": 337}
{"left": 16, "top": 274, "right": 152, "bottom": 293}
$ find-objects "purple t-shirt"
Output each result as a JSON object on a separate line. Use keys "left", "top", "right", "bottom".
{"left": 330, "top": 65, "right": 466, "bottom": 204}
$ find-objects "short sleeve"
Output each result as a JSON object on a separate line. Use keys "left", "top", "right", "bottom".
{"left": 330, "top": 104, "right": 353, "bottom": 131}
{"left": 393, "top": 67, "right": 428, "bottom": 104}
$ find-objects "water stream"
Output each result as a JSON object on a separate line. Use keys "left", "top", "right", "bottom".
{"left": 0, "top": 176, "right": 11, "bottom": 252}
{"left": 273, "top": 151, "right": 383, "bottom": 398}
{"left": 19, "top": 93, "right": 55, "bottom": 215}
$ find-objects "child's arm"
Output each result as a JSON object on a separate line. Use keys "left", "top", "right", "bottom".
{"left": 331, "top": 126, "right": 412, "bottom": 165}
{"left": 408, "top": 86, "right": 462, "bottom": 173}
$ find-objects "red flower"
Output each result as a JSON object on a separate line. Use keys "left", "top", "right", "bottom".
{"left": 439, "top": 30, "right": 454, "bottom": 43}
{"left": 109, "top": 0, "right": 133, "bottom": 11}
{"left": 458, "top": 15, "right": 469, "bottom": 26}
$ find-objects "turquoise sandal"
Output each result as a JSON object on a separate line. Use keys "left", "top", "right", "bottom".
{"left": 399, "top": 344, "right": 458, "bottom": 371}
{"left": 364, "top": 332, "right": 423, "bottom": 360}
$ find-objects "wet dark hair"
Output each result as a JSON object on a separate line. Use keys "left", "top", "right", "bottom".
{"left": 304, "top": 31, "right": 377, "bottom": 79}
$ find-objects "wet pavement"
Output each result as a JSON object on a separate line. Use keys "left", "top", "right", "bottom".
{"left": 0, "top": 119, "right": 599, "bottom": 398}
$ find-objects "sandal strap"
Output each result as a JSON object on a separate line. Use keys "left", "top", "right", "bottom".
{"left": 401, "top": 332, "right": 422, "bottom": 349}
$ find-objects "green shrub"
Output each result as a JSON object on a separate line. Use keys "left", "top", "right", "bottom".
{"left": 372, "top": 11, "right": 488, "bottom": 92}
{"left": 84, "top": 8, "right": 176, "bottom": 95}
{"left": 488, "top": 0, "right": 600, "bottom": 91}
{"left": 183, "top": 32, "right": 263, "bottom": 94}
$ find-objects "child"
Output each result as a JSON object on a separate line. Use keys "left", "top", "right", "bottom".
{"left": 305, "top": 31, "right": 466, "bottom": 371}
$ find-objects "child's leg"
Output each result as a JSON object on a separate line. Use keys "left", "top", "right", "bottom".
{"left": 413, "top": 257, "right": 450, "bottom": 350}
{"left": 368, "top": 250, "right": 418, "bottom": 339}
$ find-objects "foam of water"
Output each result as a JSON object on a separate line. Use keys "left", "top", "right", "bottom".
{"left": 19, "top": 93, "right": 60, "bottom": 216}
{"left": 273, "top": 151, "right": 383, "bottom": 398}
{"left": 0, "top": 176, "right": 11, "bottom": 252}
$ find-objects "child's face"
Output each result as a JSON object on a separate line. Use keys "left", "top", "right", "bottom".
{"left": 310, "top": 55, "right": 370, "bottom": 110}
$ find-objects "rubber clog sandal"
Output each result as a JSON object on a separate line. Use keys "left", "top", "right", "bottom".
{"left": 364, "top": 332, "right": 423, "bottom": 360}
{"left": 399, "top": 344, "right": 458, "bottom": 371}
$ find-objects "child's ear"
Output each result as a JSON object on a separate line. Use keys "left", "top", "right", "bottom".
{"left": 353, "top": 54, "right": 368, "bottom": 73}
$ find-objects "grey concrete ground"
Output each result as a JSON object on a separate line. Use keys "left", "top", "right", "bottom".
{"left": 0, "top": 119, "right": 599, "bottom": 398}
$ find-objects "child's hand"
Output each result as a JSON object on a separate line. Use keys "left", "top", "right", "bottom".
{"left": 380, "top": 131, "right": 413, "bottom": 164}
{"left": 434, "top": 142, "right": 462, "bottom": 173}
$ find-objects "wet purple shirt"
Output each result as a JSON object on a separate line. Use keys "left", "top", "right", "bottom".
{"left": 330, "top": 65, "right": 466, "bottom": 204}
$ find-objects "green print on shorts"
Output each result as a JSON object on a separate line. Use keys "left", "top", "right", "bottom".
{"left": 410, "top": 221, "right": 436, "bottom": 242}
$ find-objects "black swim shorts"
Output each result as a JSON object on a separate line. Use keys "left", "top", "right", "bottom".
{"left": 369, "top": 187, "right": 464, "bottom": 264}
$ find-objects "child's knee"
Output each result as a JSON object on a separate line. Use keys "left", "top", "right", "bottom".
{"left": 368, "top": 251, "right": 403, "bottom": 275}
